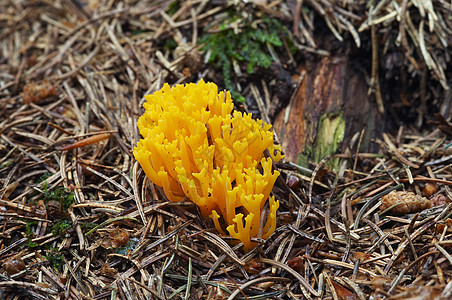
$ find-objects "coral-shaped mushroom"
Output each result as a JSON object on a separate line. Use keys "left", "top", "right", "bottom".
{"left": 134, "top": 79, "right": 283, "bottom": 251}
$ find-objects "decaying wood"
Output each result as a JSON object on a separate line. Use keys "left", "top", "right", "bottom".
{"left": 274, "top": 56, "right": 383, "bottom": 164}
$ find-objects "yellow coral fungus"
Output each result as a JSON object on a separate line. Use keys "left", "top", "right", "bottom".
{"left": 134, "top": 79, "right": 283, "bottom": 251}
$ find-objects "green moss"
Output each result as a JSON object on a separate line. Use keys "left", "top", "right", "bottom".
{"left": 41, "top": 181, "right": 75, "bottom": 211}
{"left": 168, "top": 1, "right": 179, "bottom": 16}
{"left": 24, "top": 220, "right": 37, "bottom": 236}
{"left": 44, "top": 253, "right": 65, "bottom": 271}
{"left": 22, "top": 219, "right": 39, "bottom": 248}
{"left": 199, "top": 15, "right": 289, "bottom": 102}
{"left": 38, "top": 172, "right": 52, "bottom": 183}
{"left": 26, "top": 240, "right": 39, "bottom": 248}
{"left": 50, "top": 220, "right": 72, "bottom": 236}
{"left": 164, "top": 38, "right": 178, "bottom": 51}
{"left": 80, "top": 223, "right": 96, "bottom": 232}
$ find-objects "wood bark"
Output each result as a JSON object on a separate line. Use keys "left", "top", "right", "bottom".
{"left": 274, "top": 55, "right": 384, "bottom": 166}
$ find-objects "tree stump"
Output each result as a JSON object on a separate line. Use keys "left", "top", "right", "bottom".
{"left": 274, "top": 55, "right": 384, "bottom": 168}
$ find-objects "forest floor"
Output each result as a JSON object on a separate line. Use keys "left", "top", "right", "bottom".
{"left": 1, "top": 1, "right": 452, "bottom": 299}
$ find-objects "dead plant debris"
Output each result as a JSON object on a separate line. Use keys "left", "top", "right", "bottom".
{"left": 0, "top": 0, "right": 451, "bottom": 299}
{"left": 380, "top": 190, "right": 431, "bottom": 215}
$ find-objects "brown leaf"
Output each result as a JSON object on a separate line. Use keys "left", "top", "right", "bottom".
{"left": 331, "top": 280, "right": 357, "bottom": 300}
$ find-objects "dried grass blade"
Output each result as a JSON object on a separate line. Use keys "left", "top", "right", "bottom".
{"left": 200, "top": 232, "right": 245, "bottom": 266}
{"left": 259, "top": 258, "right": 319, "bottom": 297}
{"left": 85, "top": 216, "right": 139, "bottom": 236}
{"left": 384, "top": 219, "right": 436, "bottom": 273}
{"left": 227, "top": 277, "right": 291, "bottom": 300}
